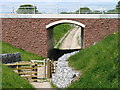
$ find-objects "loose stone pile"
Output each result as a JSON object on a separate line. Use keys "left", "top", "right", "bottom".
{"left": 51, "top": 51, "right": 80, "bottom": 88}
{"left": 0, "top": 52, "right": 21, "bottom": 64}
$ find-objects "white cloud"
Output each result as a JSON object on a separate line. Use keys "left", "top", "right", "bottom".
{"left": 0, "top": 0, "right": 118, "bottom": 14}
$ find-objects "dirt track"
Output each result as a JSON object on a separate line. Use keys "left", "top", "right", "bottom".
{"left": 30, "top": 67, "right": 52, "bottom": 88}
{"left": 59, "top": 27, "right": 81, "bottom": 49}
{"left": 31, "top": 82, "right": 51, "bottom": 88}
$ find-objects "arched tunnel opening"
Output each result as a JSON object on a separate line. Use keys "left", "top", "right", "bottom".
{"left": 46, "top": 20, "right": 85, "bottom": 60}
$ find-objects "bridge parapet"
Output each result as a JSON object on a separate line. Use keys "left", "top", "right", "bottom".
{"left": 1, "top": 14, "right": 119, "bottom": 58}
{"left": 0, "top": 14, "right": 119, "bottom": 19}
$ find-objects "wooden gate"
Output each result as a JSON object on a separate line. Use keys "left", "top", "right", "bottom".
{"left": 5, "top": 59, "right": 57, "bottom": 82}
{"left": 31, "top": 59, "right": 57, "bottom": 79}
{"left": 5, "top": 61, "right": 39, "bottom": 82}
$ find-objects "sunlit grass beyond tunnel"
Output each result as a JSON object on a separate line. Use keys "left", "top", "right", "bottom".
{"left": 53, "top": 23, "right": 73, "bottom": 48}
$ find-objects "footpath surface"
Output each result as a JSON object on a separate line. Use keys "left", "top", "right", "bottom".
{"left": 30, "top": 82, "right": 51, "bottom": 88}
{"left": 59, "top": 27, "right": 81, "bottom": 49}
{"left": 30, "top": 27, "right": 81, "bottom": 88}
{"left": 30, "top": 67, "right": 52, "bottom": 88}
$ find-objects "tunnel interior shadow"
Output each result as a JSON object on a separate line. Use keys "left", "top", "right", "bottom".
{"left": 49, "top": 48, "right": 80, "bottom": 60}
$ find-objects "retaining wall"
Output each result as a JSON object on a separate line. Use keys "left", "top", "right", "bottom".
{"left": 1, "top": 14, "right": 119, "bottom": 57}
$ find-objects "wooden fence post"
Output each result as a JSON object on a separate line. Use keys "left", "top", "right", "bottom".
{"left": 35, "top": 63, "right": 37, "bottom": 81}
{"left": 16, "top": 62, "right": 21, "bottom": 74}
{"left": 47, "top": 59, "right": 51, "bottom": 79}
{"left": 51, "top": 60, "right": 54, "bottom": 73}
{"left": 32, "top": 63, "right": 37, "bottom": 81}
{"left": 44, "top": 59, "right": 46, "bottom": 78}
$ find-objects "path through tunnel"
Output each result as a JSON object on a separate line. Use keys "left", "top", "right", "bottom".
{"left": 46, "top": 20, "right": 85, "bottom": 60}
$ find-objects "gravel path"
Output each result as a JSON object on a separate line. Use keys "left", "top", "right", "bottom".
{"left": 31, "top": 82, "right": 51, "bottom": 88}
{"left": 30, "top": 27, "right": 81, "bottom": 88}
{"left": 30, "top": 66, "right": 52, "bottom": 88}
{"left": 59, "top": 27, "right": 81, "bottom": 49}
{"left": 51, "top": 51, "right": 80, "bottom": 88}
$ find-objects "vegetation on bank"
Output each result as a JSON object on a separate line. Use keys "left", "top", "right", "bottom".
{"left": 0, "top": 41, "right": 44, "bottom": 61}
{"left": 68, "top": 31, "right": 119, "bottom": 88}
{"left": 61, "top": 1, "right": 120, "bottom": 14}
{"left": 0, "top": 41, "right": 44, "bottom": 88}
{"left": 53, "top": 24, "right": 72, "bottom": 47}
{"left": 2, "top": 63, "right": 34, "bottom": 88}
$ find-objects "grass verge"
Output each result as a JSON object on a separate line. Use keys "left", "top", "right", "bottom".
{"left": 1, "top": 63, "right": 34, "bottom": 88}
{"left": 0, "top": 41, "right": 44, "bottom": 61}
{"left": 68, "top": 31, "right": 119, "bottom": 88}
{"left": 0, "top": 41, "right": 44, "bottom": 88}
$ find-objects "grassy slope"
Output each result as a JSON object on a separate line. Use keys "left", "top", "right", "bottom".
{"left": 68, "top": 32, "right": 119, "bottom": 88}
{"left": 53, "top": 24, "right": 72, "bottom": 46}
{"left": 2, "top": 63, "right": 34, "bottom": 88}
{"left": 0, "top": 41, "right": 44, "bottom": 61}
{"left": 0, "top": 41, "right": 44, "bottom": 88}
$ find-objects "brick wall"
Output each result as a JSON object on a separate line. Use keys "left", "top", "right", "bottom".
{"left": 2, "top": 18, "right": 119, "bottom": 58}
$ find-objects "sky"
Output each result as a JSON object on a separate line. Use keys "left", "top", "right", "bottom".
{"left": 0, "top": 0, "right": 119, "bottom": 2}
{"left": 0, "top": 0, "right": 119, "bottom": 14}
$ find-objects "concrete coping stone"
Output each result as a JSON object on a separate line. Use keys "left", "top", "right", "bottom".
{"left": 0, "top": 14, "right": 119, "bottom": 19}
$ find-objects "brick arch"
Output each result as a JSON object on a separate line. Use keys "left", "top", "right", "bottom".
{"left": 46, "top": 20, "right": 85, "bottom": 29}
{"left": 46, "top": 20, "right": 85, "bottom": 59}
{"left": 2, "top": 15, "right": 118, "bottom": 58}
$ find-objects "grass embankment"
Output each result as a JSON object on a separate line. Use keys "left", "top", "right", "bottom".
{"left": 68, "top": 32, "right": 119, "bottom": 88}
{"left": 2, "top": 64, "right": 34, "bottom": 88}
{"left": 0, "top": 41, "right": 44, "bottom": 61}
{"left": 0, "top": 41, "right": 44, "bottom": 88}
{"left": 53, "top": 24, "right": 72, "bottom": 47}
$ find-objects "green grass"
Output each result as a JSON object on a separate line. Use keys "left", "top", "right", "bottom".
{"left": 1, "top": 63, "right": 34, "bottom": 88}
{"left": 68, "top": 31, "right": 119, "bottom": 88}
{"left": 0, "top": 41, "right": 44, "bottom": 88}
{"left": 0, "top": 41, "right": 44, "bottom": 61}
{"left": 53, "top": 24, "right": 72, "bottom": 47}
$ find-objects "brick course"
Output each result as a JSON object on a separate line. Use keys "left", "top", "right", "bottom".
{"left": 2, "top": 18, "right": 119, "bottom": 57}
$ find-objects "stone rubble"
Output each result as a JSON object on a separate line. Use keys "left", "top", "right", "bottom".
{"left": 0, "top": 52, "right": 21, "bottom": 64}
{"left": 51, "top": 51, "right": 80, "bottom": 88}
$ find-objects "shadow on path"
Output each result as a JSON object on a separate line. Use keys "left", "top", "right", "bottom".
{"left": 49, "top": 48, "right": 80, "bottom": 60}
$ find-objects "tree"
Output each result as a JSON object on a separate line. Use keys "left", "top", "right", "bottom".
{"left": 16, "top": 4, "right": 41, "bottom": 14}
{"left": 75, "top": 7, "right": 91, "bottom": 14}
{"left": 105, "top": 1, "right": 120, "bottom": 14}
{"left": 92, "top": 10, "right": 102, "bottom": 14}
{"left": 60, "top": 12, "right": 74, "bottom": 14}
{"left": 116, "top": 1, "right": 120, "bottom": 13}
{"left": 106, "top": 9, "right": 117, "bottom": 14}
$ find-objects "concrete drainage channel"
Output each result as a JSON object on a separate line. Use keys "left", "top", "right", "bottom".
{"left": 51, "top": 51, "right": 80, "bottom": 88}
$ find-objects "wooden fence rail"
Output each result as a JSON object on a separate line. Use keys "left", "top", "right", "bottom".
{"left": 5, "top": 61, "right": 38, "bottom": 82}
{"left": 4, "top": 59, "right": 57, "bottom": 82}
